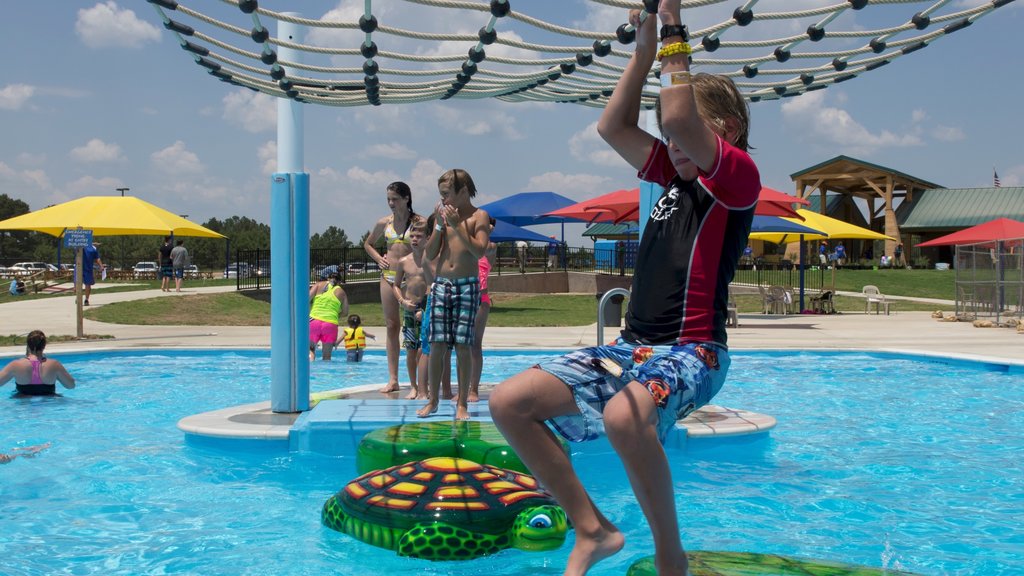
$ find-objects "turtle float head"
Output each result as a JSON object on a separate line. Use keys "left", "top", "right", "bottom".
{"left": 509, "top": 504, "right": 569, "bottom": 551}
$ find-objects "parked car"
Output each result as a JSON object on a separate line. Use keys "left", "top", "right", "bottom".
{"left": 345, "top": 262, "right": 365, "bottom": 275}
{"left": 184, "top": 265, "right": 200, "bottom": 278}
{"left": 10, "top": 262, "right": 50, "bottom": 275}
{"left": 255, "top": 260, "right": 271, "bottom": 277}
{"left": 313, "top": 264, "right": 341, "bottom": 280}
{"left": 133, "top": 261, "right": 159, "bottom": 278}
{"left": 223, "top": 262, "right": 252, "bottom": 279}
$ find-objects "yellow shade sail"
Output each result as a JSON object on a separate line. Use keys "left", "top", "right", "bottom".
{"left": 748, "top": 209, "right": 893, "bottom": 244}
{"left": 0, "top": 196, "right": 225, "bottom": 238}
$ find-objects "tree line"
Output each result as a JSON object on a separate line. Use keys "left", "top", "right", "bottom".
{"left": 0, "top": 194, "right": 377, "bottom": 271}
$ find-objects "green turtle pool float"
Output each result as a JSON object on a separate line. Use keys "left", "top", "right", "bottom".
{"left": 322, "top": 456, "right": 569, "bottom": 560}
{"left": 627, "top": 550, "right": 920, "bottom": 575}
{"left": 356, "top": 420, "right": 569, "bottom": 474}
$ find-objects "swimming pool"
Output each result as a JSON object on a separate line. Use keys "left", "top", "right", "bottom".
{"left": 2, "top": 349, "right": 1021, "bottom": 575}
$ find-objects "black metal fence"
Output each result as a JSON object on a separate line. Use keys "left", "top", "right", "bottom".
{"left": 233, "top": 244, "right": 822, "bottom": 290}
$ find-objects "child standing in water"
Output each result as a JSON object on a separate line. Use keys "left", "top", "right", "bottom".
{"left": 417, "top": 169, "right": 491, "bottom": 421}
{"left": 340, "top": 314, "right": 375, "bottom": 363}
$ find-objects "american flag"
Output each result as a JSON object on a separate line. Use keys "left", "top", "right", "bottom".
{"left": 994, "top": 168, "right": 1001, "bottom": 188}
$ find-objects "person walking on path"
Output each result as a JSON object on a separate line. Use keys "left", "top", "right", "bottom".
{"left": 0, "top": 330, "right": 77, "bottom": 396}
{"left": 489, "top": 2, "right": 759, "bottom": 573}
{"left": 417, "top": 168, "right": 491, "bottom": 421}
{"left": 158, "top": 236, "right": 174, "bottom": 292}
{"left": 364, "top": 182, "right": 426, "bottom": 393}
{"left": 82, "top": 241, "right": 103, "bottom": 306}
{"left": 170, "top": 239, "right": 189, "bottom": 292}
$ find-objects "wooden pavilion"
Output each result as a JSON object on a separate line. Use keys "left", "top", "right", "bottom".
{"left": 790, "top": 156, "right": 941, "bottom": 256}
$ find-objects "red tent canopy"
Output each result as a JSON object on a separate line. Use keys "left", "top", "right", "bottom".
{"left": 544, "top": 185, "right": 809, "bottom": 224}
{"left": 916, "top": 217, "right": 1024, "bottom": 247}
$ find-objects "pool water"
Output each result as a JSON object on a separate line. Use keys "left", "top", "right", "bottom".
{"left": 2, "top": 349, "right": 1022, "bottom": 575}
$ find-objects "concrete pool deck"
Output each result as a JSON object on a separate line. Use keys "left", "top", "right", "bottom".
{"left": 2, "top": 284, "right": 1021, "bottom": 362}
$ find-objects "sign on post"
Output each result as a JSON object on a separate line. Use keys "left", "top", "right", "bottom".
{"left": 64, "top": 229, "right": 93, "bottom": 248}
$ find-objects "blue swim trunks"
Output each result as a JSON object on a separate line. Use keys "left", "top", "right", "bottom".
{"left": 536, "top": 339, "right": 730, "bottom": 444}
{"left": 419, "top": 292, "right": 433, "bottom": 356}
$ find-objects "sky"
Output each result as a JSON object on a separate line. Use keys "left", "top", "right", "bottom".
{"left": 1, "top": 1, "right": 1020, "bottom": 249}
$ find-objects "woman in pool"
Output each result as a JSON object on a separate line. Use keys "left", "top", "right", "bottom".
{"left": 0, "top": 330, "right": 76, "bottom": 396}
{"left": 364, "top": 182, "right": 426, "bottom": 394}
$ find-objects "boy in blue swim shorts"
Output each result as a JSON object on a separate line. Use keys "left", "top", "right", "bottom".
{"left": 417, "top": 168, "right": 491, "bottom": 421}
{"left": 489, "top": 2, "right": 759, "bottom": 574}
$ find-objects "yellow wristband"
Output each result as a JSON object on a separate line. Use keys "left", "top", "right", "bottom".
{"left": 657, "top": 42, "right": 692, "bottom": 61}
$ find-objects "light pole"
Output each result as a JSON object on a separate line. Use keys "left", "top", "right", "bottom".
{"left": 116, "top": 187, "right": 129, "bottom": 270}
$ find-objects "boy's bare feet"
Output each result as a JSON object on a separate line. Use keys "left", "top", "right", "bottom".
{"left": 455, "top": 404, "right": 471, "bottom": 421}
{"left": 416, "top": 402, "right": 438, "bottom": 418}
{"left": 564, "top": 527, "right": 625, "bottom": 576}
{"left": 379, "top": 381, "right": 399, "bottom": 394}
{"left": 467, "top": 390, "right": 480, "bottom": 403}
{"left": 404, "top": 389, "right": 420, "bottom": 400}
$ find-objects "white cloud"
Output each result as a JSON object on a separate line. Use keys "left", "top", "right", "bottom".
{"left": 568, "top": 121, "right": 630, "bottom": 168}
{"left": 258, "top": 140, "right": 277, "bottom": 175}
{"left": 409, "top": 159, "right": 445, "bottom": 207}
{"left": 16, "top": 152, "right": 46, "bottom": 166}
{"left": 353, "top": 105, "right": 421, "bottom": 135}
{"left": 911, "top": 109, "right": 927, "bottom": 123}
{"left": 0, "top": 161, "right": 53, "bottom": 194}
{"left": 430, "top": 106, "right": 524, "bottom": 140}
{"left": 65, "top": 175, "right": 125, "bottom": 196}
{"left": 525, "top": 172, "right": 614, "bottom": 199}
{"left": 780, "top": 91, "right": 922, "bottom": 156}
{"left": 345, "top": 166, "right": 403, "bottom": 187}
{"left": 362, "top": 143, "right": 418, "bottom": 160}
{"left": 75, "top": 2, "right": 161, "bottom": 49}
{"left": 930, "top": 125, "right": 966, "bottom": 142}
{"left": 150, "top": 141, "right": 203, "bottom": 174}
{"left": 71, "top": 138, "right": 124, "bottom": 163}
{"left": 222, "top": 89, "right": 277, "bottom": 133}
{"left": 0, "top": 84, "right": 35, "bottom": 110}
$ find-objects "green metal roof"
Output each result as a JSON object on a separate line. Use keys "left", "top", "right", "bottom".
{"left": 898, "top": 187, "right": 1024, "bottom": 230}
{"left": 582, "top": 222, "right": 639, "bottom": 238}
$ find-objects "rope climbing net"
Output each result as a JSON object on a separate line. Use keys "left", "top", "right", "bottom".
{"left": 147, "top": 0, "right": 1014, "bottom": 108}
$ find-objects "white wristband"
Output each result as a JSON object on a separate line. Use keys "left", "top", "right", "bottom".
{"left": 434, "top": 224, "right": 443, "bottom": 231}
{"left": 660, "top": 70, "right": 692, "bottom": 88}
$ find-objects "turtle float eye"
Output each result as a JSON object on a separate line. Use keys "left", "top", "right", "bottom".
{"left": 528, "top": 513, "right": 553, "bottom": 528}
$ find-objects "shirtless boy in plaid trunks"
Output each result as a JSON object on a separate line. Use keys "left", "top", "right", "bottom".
{"left": 392, "top": 222, "right": 430, "bottom": 400}
{"left": 417, "top": 168, "right": 492, "bottom": 421}
{"left": 489, "top": 1, "right": 760, "bottom": 573}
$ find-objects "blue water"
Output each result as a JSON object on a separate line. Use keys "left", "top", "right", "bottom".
{"left": 1, "top": 349, "right": 1022, "bottom": 575}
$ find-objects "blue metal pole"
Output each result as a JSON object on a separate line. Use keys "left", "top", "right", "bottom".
{"left": 270, "top": 15, "right": 310, "bottom": 413}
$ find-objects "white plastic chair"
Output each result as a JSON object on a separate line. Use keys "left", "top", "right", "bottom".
{"left": 862, "top": 285, "right": 892, "bottom": 315}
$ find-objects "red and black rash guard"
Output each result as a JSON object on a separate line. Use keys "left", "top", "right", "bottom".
{"left": 623, "top": 136, "right": 760, "bottom": 347}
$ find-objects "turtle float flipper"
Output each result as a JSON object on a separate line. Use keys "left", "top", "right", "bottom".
{"left": 398, "top": 523, "right": 505, "bottom": 560}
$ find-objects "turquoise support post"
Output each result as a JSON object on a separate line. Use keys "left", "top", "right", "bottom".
{"left": 269, "top": 14, "right": 310, "bottom": 414}
{"left": 270, "top": 173, "right": 310, "bottom": 413}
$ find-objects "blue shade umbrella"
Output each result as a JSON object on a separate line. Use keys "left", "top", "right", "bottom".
{"left": 478, "top": 191, "right": 584, "bottom": 226}
{"left": 748, "top": 215, "right": 827, "bottom": 241}
{"left": 489, "top": 219, "right": 560, "bottom": 243}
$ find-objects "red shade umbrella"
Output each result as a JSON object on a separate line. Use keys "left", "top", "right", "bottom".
{"left": 544, "top": 188, "right": 640, "bottom": 224}
{"left": 757, "top": 186, "right": 809, "bottom": 218}
{"left": 544, "top": 185, "right": 810, "bottom": 224}
{"left": 916, "top": 217, "right": 1024, "bottom": 247}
